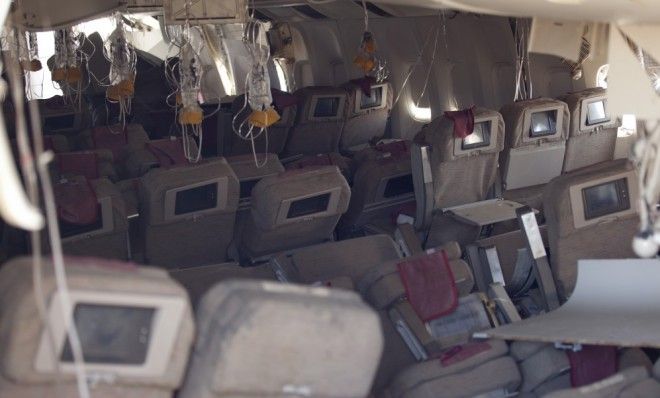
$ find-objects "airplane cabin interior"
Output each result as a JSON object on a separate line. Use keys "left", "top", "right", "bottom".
{"left": 1, "top": 0, "right": 660, "bottom": 397}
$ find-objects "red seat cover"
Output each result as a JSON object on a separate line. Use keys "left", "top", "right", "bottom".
{"left": 397, "top": 250, "right": 458, "bottom": 322}
{"left": 54, "top": 179, "right": 99, "bottom": 225}
{"left": 567, "top": 345, "right": 618, "bottom": 387}
{"left": 444, "top": 106, "right": 476, "bottom": 139}
{"left": 56, "top": 152, "right": 99, "bottom": 180}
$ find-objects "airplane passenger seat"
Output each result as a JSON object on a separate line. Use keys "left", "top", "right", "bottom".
{"left": 229, "top": 88, "right": 298, "bottom": 156}
{"left": 356, "top": 248, "right": 521, "bottom": 395}
{"left": 543, "top": 158, "right": 639, "bottom": 299}
{"left": 179, "top": 280, "right": 383, "bottom": 398}
{"left": 339, "top": 140, "right": 414, "bottom": 236}
{"left": 0, "top": 256, "right": 194, "bottom": 398}
{"left": 411, "top": 107, "right": 505, "bottom": 247}
{"left": 37, "top": 95, "right": 90, "bottom": 136}
{"left": 340, "top": 78, "right": 393, "bottom": 152}
{"left": 124, "top": 136, "right": 197, "bottom": 179}
{"left": 499, "top": 98, "right": 570, "bottom": 210}
{"left": 50, "top": 176, "right": 129, "bottom": 260}
{"left": 284, "top": 151, "right": 355, "bottom": 183}
{"left": 559, "top": 88, "right": 617, "bottom": 173}
{"left": 53, "top": 150, "right": 117, "bottom": 182}
{"left": 77, "top": 123, "right": 150, "bottom": 179}
{"left": 239, "top": 165, "right": 351, "bottom": 260}
{"left": 138, "top": 157, "right": 239, "bottom": 268}
{"left": 282, "top": 86, "right": 349, "bottom": 157}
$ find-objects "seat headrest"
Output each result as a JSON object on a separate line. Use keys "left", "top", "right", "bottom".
{"left": 139, "top": 157, "right": 239, "bottom": 225}
{"left": 543, "top": 159, "right": 639, "bottom": 237}
{"left": 179, "top": 280, "right": 383, "bottom": 398}
{"left": 227, "top": 153, "right": 284, "bottom": 180}
{"left": 559, "top": 88, "right": 617, "bottom": 136}
{"left": 416, "top": 107, "right": 505, "bottom": 160}
{"left": 145, "top": 137, "right": 191, "bottom": 168}
{"left": 54, "top": 176, "right": 99, "bottom": 225}
{"left": 0, "top": 256, "right": 194, "bottom": 389}
{"left": 500, "top": 98, "right": 570, "bottom": 148}
{"left": 55, "top": 151, "right": 100, "bottom": 180}
{"left": 250, "top": 165, "right": 351, "bottom": 230}
{"left": 342, "top": 79, "right": 394, "bottom": 117}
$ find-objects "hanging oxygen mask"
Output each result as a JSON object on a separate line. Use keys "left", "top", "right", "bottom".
{"left": 177, "top": 36, "right": 204, "bottom": 163}
{"left": 104, "top": 14, "right": 137, "bottom": 127}
{"left": 17, "top": 31, "right": 41, "bottom": 72}
{"left": 353, "top": 1, "right": 389, "bottom": 82}
{"left": 232, "top": 20, "right": 279, "bottom": 167}
{"left": 52, "top": 27, "right": 82, "bottom": 89}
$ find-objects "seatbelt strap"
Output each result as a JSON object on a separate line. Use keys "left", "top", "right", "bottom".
{"left": 516, "top": 206, "right": 560, "bottom": 311}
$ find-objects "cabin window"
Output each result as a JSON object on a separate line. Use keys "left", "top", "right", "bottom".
{"left": 462, "top": 121, "right": 492, "bottom": 150}
{"left": 274, "top": 60, "right": 290, "bottom": 92}
{"left": 529, "top": 110, "right": 558, "bottom": 138}
{"left": 287, "top": 193, "right": 331, "bottom": 219}
{"left": 61, "top": 304, "right": 155, "bottom": 365}
{"left": 409, "top": 102, "right": 432, "bottom": 122}
{"left": 581, "top": 178, "right": 630, "bottom": 220}
{"left": 174, "top": 182, "right": 218, "bottom": 215}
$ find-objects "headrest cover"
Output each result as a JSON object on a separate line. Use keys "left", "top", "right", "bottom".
{"left": 348, "top": 76, "right": 378, "bottom": 96}
{"left": 397, "top": 250, "right": 458, "bottom": 322}
{"left": 179, "top": 280, "right": 383, "bottom": 398}
{"left": 0, "top": 256, "right": 194, "bottom": 388}
{"left": 444, "top": 106, "right": 476, "bottom": 139}
{"left": 566, "top": 345, "right": 618, "bottom": 387}
{"left": 270, "top": 88, "right": 299, "bottom": 111}
{"left": 146, "top": 138, "right": 190, "bottom": 167}
{"left": 500, "top": 97, "right": 569, "bottom": 148}
{"left": 54, "top": 176, "right": 99, "bottom": 225}
{"left": 55, "top": 151, "right": 99, "bottom": 180}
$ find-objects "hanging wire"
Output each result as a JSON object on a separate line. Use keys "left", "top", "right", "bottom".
{"left": 514, "top": 18, "right": 532, "bottom": 101}
{"left": 104, "top": 14, "right": 137, "bottom": 130}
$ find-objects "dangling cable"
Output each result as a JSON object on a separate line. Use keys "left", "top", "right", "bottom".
{"left": 514, "top": 18, "right": 532, "bottom": 101}
{"left": 353, "top": 0, "right": 389, "bottom": 83}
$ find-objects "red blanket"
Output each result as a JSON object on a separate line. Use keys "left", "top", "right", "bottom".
{"left": 444, "top": 106, "right": 476, "bottom": 139}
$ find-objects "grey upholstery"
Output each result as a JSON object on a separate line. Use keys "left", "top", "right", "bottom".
{"left": 542, "top": 367, "right": 660, "bottom": 398}
{"left": 411, "top": 107, "right": 505, "bottom": 246}
{"left": 51, "top": 176, "right": 129, "bottom": 260}
{"left": 178, "top": 280, "right": 383, "bottom": 398}
{"left": 283, "top": 86, "right": 349, "bottom": 156}
{"left": 77, "top": 123, "right": 151, "bottom": 178}
{"left": 0, "top": 256, "right": 194, "bottom": 398}
{"left": 500, "top": 98, "right": 570, "bottom": 210}
{"left": 239, "top": 165, "right": 351, "bottom": 258}
{"left": 384, "top": 340, "right": 521, "bottom": 398}
{"left": 543, "top": 159, "right": 639, "bottom": 298}
{"left": 340, "top": 80, "right": 393, "bottom": 151}
{"left": 340, "top": 140, "right": 414, "bottom": 234}
{"left": 229, "top": 94, "right": 297, "bottom": 156}
{"left": 559, "top": 88, "right": 617, "bottom": 173}
{"left": 138, "top": 157, "right": 239, "bottom": 268}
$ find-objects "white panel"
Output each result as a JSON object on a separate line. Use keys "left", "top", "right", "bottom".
{"left": 13, "top": 0, "right": 122, "bottom": 31}
{"left": 618, "top": 23, "right": 660, "bottom": 64}
{"left": 480, "top": 259, "right": 660, "bottom": 348}
{"left": 608, "top": 26, "right": 660, "bottom": 121}
{"left": 504, "top": 143, "right": 566, "bottom": 190}
{"left": 529, "top": 18, "right": 584, "bottom": 62}
{"left": 164, "top": 0, "right": 246, "bottom": 24}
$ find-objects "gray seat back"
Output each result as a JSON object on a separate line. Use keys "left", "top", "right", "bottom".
{"left": 340, "top": 80, "right": 393, "bottom": 151}
{"left": 179, "top": 280, "right": 383, "bottom": 398}
{"left": 500, "top": 98, "right": 570, "bottom": 191}
{"left": 240, "top": 165, "right": 350, "bottom": 258}
{"left": 543, "top": 159, "right": 639, "bottom": 298}
{"left": 411, "top": 107, "right": 505, "bottom": 230}
{"left": 283, "top": 86, "right": 349, "bottom": 156}
{"left": 0, "top": 256, "right": 194, "bottom": 398}
{"left": 559, "top": 88, "right": 617, "bottom": 173}
{"left": 138, "top": 157, "right": 239, "bottom": 268}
